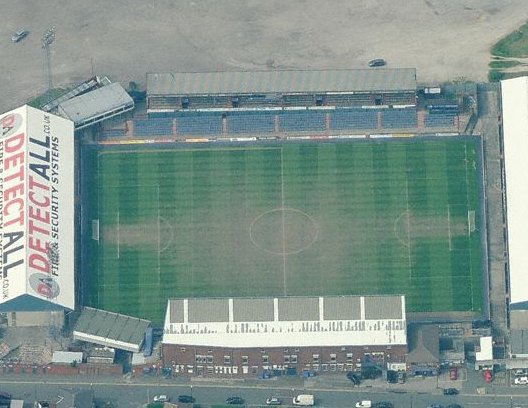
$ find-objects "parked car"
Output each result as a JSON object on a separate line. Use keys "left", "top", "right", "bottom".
{"left": 347, "top": 371, "right": 361, "bottom": 385}
{"left": 386, "top": 370, "right": 398, "bottom": 384}
{"left": 373, "top": 402, "right": 393, "bottom": 408}
{"left": 427, "top": 405, "right": 443, "bottom": 408}
{"left": 514, "top": 376, "right": 528, "bottom": 385}
{"left": 153, "top": 395, "right": 170, "bottom": 403}
{"left": 397, "top": 371, "right": 406, "bottom": 384}
{"left": 446, "top": 405, "right": 462, "bottom": 408}
{"left": 226, "top": 397, "right": 245, "bottom": 405}
{"left": 355, "top": 401, "right": 372, "bottom": 408}
{"left": 178, "top": 395, "right": 195, "bottom": 403}
{"left": 450, "top": 367, "right": 458, "bottom": 380}
{"left": 483, "top": 369, "right": 493, "bottom": 383}
{"left": 361, "top": 366, "right": 382, "bottom": 380}
{"left": 443, "top": 388, "right": 459, "bottom": 395}
{"left": 266, "top": 397, "right": 282, "bottom": 405}
{"left": 11, "top": 30, "right": 28, "bottom": 43}
{"left": 514, "top": 369, "right": 528, "bottom": 376}
{"left": 368, "top": 58, "right": 386, "bottom": 67}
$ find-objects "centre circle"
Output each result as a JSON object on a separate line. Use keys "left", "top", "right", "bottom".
{"left": 249, "top": 208, "right": 319, "bottom": 255}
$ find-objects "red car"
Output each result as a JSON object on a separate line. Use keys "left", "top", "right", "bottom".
{"left": 450, "top": 367, "right": 458, "bottom": 380}
{"left": 483, "top": 369, "right": 493, "bottom": 383}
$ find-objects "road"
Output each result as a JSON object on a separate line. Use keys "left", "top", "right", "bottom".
{"left": 1, "top": 377, "right": 528, "bottom": 408}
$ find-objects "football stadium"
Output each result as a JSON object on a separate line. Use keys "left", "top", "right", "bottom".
{"left": 75, "top": 69, "right": 486, "bottom": 325}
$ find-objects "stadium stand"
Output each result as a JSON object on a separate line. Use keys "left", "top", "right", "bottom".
{"left": 99, "top": 129, "right": 126, "bottom": 139}
{"left": 283, "top": 94, "right": 315, "bottom": 107}
{"left": 424, "top": 113, "right": 457, "bottom": 127}
{"left": 228, "top": 112, "right": 275, "bottom": 133}
{"left": 133, "top": 118, "right": 173, "bottom": 136}
{"left": 279, "top": 111, "right": 326, "bottom": 132}
{"left": 381, "top": 108, "right": 417, "bottom": 128}
{"left": 331, "top": 108, "right": 378, "bottom": 130}
{"left": 177, "top": 114, "right": 222, "bottom": 135}
{"left": 325, "top": 94, "right": 375, "bottom": 107}
{"left": 384, "top": 93, "right": 417, "bottom": 106}
{"left": 148, "top": 96, "right": 181, "bottom": 111}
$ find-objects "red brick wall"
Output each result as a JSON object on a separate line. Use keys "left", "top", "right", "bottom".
{"left": 162, "top": 344, "right": 406, "bottom": 377}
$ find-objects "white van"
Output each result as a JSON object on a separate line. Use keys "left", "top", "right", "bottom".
{"left": 292, "top": 395, "right": 314, "bottom": 406}
{"left": 355, "top": 402, "right": 372, "bottom": 408}
{"left": 514, "top": 376, "right": 528, "bottom": 385}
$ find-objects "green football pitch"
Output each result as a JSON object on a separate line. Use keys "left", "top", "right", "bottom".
{"left": 87, "top": 138, "right": 483, "bottom": 323}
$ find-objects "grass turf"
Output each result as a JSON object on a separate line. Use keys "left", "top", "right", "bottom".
{"left": 87, "top": 139, "right": 483, "bottom": 323}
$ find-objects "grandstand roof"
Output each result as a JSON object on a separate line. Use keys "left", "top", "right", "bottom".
{"left": 73, "top": 307, "right": 150, "bottom": 353}
{"left": 501, "top": 76, "right": 528, "bottom": 308}
{"left": 163, "top": 295, "right": 407, "bottom": 348}
{"left": 58, "top": 82, "right": 133, "bottom": 129}
{"left": 147, "top": 69, "right": 417, "bottom": 96}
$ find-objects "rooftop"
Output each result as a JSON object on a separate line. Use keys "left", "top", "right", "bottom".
{"left": 163, "top": 295, "right": 406, "bottom": 348}
{"left": 147, "top": 69, "right": 417, "bottom": 96}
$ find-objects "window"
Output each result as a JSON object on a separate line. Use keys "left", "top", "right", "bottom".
{"left": 322, "top": 364, "right": 328, "bottom": 371}
{"left": 206, "top": 355, "right": 214, "bottom": 364}
{"left": 284, "top": 355, "right": 290, "bottom": 363}
{"left": 242, "top": 356, "right": 249, "bottom": 365}
{"left": 330, "top": 353, "right": 337, "bottom": 362}
{"left": 291, "top": 355, "right": 298, "bottom": 364}
{"left": 312, "top": 354, "right": 320, "bottom": 363}
{"left": 346, "top": 353, "right": 353, "bottom": 362}
{"left": 262, "top": 355, "right": 269, "bottom": 364}
{"left": 180, "top": 347, "right": 186, "bottom": 352}
{"left": 224, "top": 355, "right": 231, "bottom": 365}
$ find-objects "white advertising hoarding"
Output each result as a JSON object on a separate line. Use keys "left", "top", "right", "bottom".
{"left": 0, "top": 105, "right": 74, "bottom": 309}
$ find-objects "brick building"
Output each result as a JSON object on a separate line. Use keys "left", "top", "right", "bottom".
{"left": 162, "top": 295, "right": 407, "bottom": 377}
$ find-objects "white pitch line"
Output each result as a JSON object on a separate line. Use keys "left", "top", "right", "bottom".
{"left": 117, "top": 211, "right": 120, "bottom": 259}
{"left": 405, "top": 179, "right": 412, "bottom": 278}
{"left": 447, "top": 205, "right": 452, "bottom": 251}
{"left": 157, "top": 184, "right": 161, "bottom": 284}
{"left": 280, "top": 148, "right": 287, "bottom": 296}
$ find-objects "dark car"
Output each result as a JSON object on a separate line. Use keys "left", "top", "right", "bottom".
{"left": 361, "top": 366, "right": 382, "bottom": 380}
{"left": 443, "top": 388, "right": 459, "bottom": 395}
{"left": 226, "top": 397, "right": 245, "bottom": 405}
{"left": 0, "top": 393, "right": 11, "bottom": 402}
{"left": 427, "top": 404, "right": 443, "bottom": 408}
{"left": 347, "top": 371, "right": 361, "bottom": 385}
{"left": 368, "top": 58, "right": 386, "bottom": 67}
{"left": 178, "top": 395, "right": 195, "bottom": 403}
{"left": 387, "top": 370, "right": 398, "bottom": 384}
{"left": 373, "top": 402, "right": 393, "bottom": 408}
{"left": 446, "top": 405, "right": 462, "bottom": 408}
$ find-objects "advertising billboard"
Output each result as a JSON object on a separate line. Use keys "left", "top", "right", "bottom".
{"left": 0, "top": 106, "right": 74, "bottom": 310}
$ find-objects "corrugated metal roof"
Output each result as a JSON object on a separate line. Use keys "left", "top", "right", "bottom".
{"left": 501, "top": 76, "right": 528, "bottom": 306}
{"left": 364, "top": 295, "right": 403, "bottom": 319}
{"left": 324, "top": 296, "right": 361, "bottom": 320}
{"left": 59, "top": 82, "right": 133, "bottom": 124}
{"left": 73, "top": 307, "right": 150, "bottom": 349}
{"left": 188, "top": 298, "right": 229, "bottom": 322}
{"left": 163, "top": 295, "right": 406, "bottom": 348}
{"left": 147, "top": 69, "right": 417, "bottom": 96}
{"left": 233, "top": 298, "right": 274, "bottom": 322}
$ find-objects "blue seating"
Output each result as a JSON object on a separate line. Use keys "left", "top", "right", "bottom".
{"left": 228, "top": 113, "right": 274, "bottom": 133}
{"left": 331, "top": 108, "right": 378, "bottom": 130}
{"left": 425, "top": 113, "right": 456, "bottom": 127}
{"left": 279, "top": 111, "right": 326, "bottom": 132}
{"left": 133, "top": 119, "right": 173, "bottom": 136}
{"left": 177, "top": 115, "right": 222, "bottom": 135}
{"left": 100, "top": 129, "right": 126, "bottom": 138}
{"left": 381, "top": 108, "right": 417, "bottom": 128}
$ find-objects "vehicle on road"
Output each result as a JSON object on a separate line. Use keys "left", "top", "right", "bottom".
{"left": 292, "top": 395, "right": 314, "bottom": 406}
{"left": 446, "top": 405, "right": 462, "bottom": 408}
{"left": 368, "top": 58, "right": 386, "bottom": 67}
{"left": 386, "top": 370, "right": 398, "bottom": 384}
{"left": 266, "top": 397, "right": 282, "bottom": 405}
{"left": 450, "top": 367, "right": 458, "bottom": 380}
{"left": 178, "top": 395, "right": 195, "bottom": 403}
{"left": 153, "top": 395, "right": 170, "bottom": 403}
{"left": 347, "top": 371, "right": 361, "bottom": 385}
{"left": 226, "top": 397, "right": 245, "bottom": 405}
{"left": 355, "top": 401, "right": 372, "bottom": 408}
{"left": 443, "top": 388, "right": 459, "bottom": 395}
{"left": 427, "top": 404, "right": 443, "bottom": 408}
{"left": 514, "top": 376, "right": 528, "bottom": 385}
{"left": 483, "top": 369, "right": 493, "bottom": 383}
{"left": 514, "top": 369, "right": 528, "bottom": 376}
{"left": 373, "top": 402, "right": 393, "bottom": 408}
{"left": 11, "top": 30, "right": 28, "bottom": 43}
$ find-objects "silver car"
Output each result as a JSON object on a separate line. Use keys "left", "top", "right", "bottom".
{"left": 11, "top": 30, "right": 29, "bottom": 43}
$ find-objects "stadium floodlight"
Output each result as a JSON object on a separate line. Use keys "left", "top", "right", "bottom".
{"left": 41, "top": 26, "right": 56, "bottom": 95}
